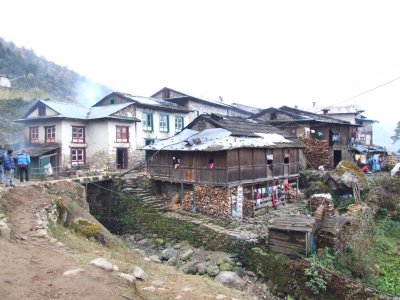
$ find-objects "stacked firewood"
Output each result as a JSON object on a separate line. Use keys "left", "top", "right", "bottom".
{"left": 286, "top": 187, "right": 297, "bottom": 201}
{"left": 182, "top": 191, "right": 193, "bottom": 211}
{"left": 194, "top": 185, "right": 230, "bottom": 218}
{"left": 311, "top": 193, "right": 334, "bottom": 220}
{"left": 299, "top": 136, "right": 330, "bottom": 168}
{"left": 243, "top": 198, "right": 255, "bottom": 218}
{"left": 387, "top": 154, "right": 398, "bottom": 166}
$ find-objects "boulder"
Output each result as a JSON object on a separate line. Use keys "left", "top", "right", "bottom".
{"left": 160, "top": 248, "right": 177, "bottom": 261}
{"left": 149, "top": 255, "right": 162, "bottom": 263}
{"left": 118, "top": 272, "right": 136, "bottom": 283}
{"left": 323, "top": 161, "right": 367, "bottom": 195}
{"left": 206, "top": 265, "right": 220, "bottom": 277}
{"left": 63, "top": 268, "right": 85, "bottom": 276}
{"left": 0, "top": 221, "right": 11, "bottom": 240}
{"left": 196, "top": 262, "right": 207, "bottom": 275}
{"left": 90, "top": 258, "right": 115, "bottom": 272}
{"left": 215, "top": 271, "right": 246, "bottom": 290}
{"left": 131, "top": 266, "right": 148, "bottom": 281}
{"left": 181, "top": 262, "right": 197, "bottom": 275}
{"left": 180, "top": 249, "right": 194, "bottom": 261}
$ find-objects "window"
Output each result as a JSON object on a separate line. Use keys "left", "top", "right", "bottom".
{"left": 38, "top": 103, "right": 46, "bottom": 116}
{"left": 172, "top": 156, "right": 181, "bottom": 169}
{"left": 284, "top": 154, "right": 290, "bottom": 164}
{"left": 71, "top": 148, "right": 85, "bottom": 164}
{"left": 29, "top": 127, "right": 39, "bottom": 144}
{"left": 270, "top": 112, "right": 277, "bottom": 120}
{"left": 45, "top": 126, "right": 56, "bottom": 143}
{"left": 116, "top": 126, "right": 129, "bottom": 143}
{"left": 175, "top": 116, "right": 184, "bottom": 133}
{"left": 142, "top": 113, "right": 153, "bottom": 132}
{"left": 163, "top": 90, "right": 170, "bottom": 98}
{"left": 194, "top": 110, "right": 200, "bottom": 117}
{"left": 145, "top": 139, "right": 155, "bottom": 146}
{"left": 72, "top": 126, "right": 85, "bottom": 143}
{"left": 159, "top": 114, "right": 169, "bottom": 133}
{"left": 110, "top": 98, "right": 115, "bottom": 104}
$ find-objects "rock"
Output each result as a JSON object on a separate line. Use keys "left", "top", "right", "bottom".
{"left": 32, "top": 228, "right": 48, "bottom": 238}
{"left": 152, "top": 279, "right": 165, "bottom": 287}
{"left": 118, "top": 272, "right": 136, "bottom": 283}
{"left": 154, "top": 238, "right": 165, "bottom": 246}
{"left": 175, "top": 296, "right": 183, "bottom": 299}
{"left": 90, "top": 258, "right": 115, "bottom": 272}
{"left": 196, "top": 262, "right": 207, "bottom": 275}
{"left": 181, "top": 287, "right": 194, "bottom": 292}
{"left": 216, "top": 295, "right": 227, "bottom": 299}
{"left": 166, "top": 256, "right": 178, "bottom": 266}
{"left": 142, "top": 286, "right": 156, "bottom": 291}
{"left": 63, "top": 268, "right": 85, "bottom": 276}
{"left": 215, "top": 271, "right": 246, "bottom": 290}
{"left": 49, "top": 238, "right": 58, "bottom": 244}
{"left": 0, "top": 221, "right": 11, "bottom": 240}
{"left": 181, "top": 262, "right": 197, "bottom": 275}
{"left": 219, "top": 263, "right": 233, "bottom": 272}
{"left": 132, "top": 266, "right": 148, "bottom": 281}
{"left": 135, "top": 233, "right": 144, "bottom": 241}
{"left": 149, "top": 255, "right": 162, "bottom": 263}
{"left": 160, "top": 247, "right": 178, "bottom": 261}
{"left": 206, "top": 265, "right": 220, "bottom": 277}
{"left": 180, "top": 249, "right": 194, "bottom": 261}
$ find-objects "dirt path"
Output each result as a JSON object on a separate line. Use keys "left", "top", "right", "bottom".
{"left": 0, "top": 185, "right": 125, "bottom": 300}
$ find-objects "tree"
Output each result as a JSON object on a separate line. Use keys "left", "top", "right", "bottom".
{"left": 391, "top": 121, "right": 400, "bottom": 144}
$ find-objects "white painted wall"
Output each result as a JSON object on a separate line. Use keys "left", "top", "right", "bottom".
{"left": 187, "top": 99, "right": 228, "bottom": 116}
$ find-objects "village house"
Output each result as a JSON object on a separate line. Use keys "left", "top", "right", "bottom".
{"left": 152, "top": 87, "right": 254, "bottom": 118}
{"left": 16, "top": 92, "right": 193, "bottom": 174}
{"left": 144, "top": 114, "right": 303, "bottom": 218}
{"left": 303, "top": 103, "right": 376, "bottom": 146}
{"left": 252, "top": 106, "right": 359, "bottom": 167}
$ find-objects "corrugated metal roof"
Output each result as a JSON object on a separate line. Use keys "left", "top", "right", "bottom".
{"left": 143, "top": 127, "right": 297, "bottom": 152}
{"left": 19, "top": 100, "right": 140, "bottom": 122}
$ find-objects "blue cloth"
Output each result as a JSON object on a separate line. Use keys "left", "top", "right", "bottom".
{"left": 17, "top": 154, "right": 30, "bottom": 166}
{"left": 3, "top": 154, "right": 15, "bottom": 170}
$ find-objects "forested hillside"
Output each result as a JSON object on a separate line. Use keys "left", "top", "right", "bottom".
{"left": 0, "top": 37, "right": 110, "bottom": 102}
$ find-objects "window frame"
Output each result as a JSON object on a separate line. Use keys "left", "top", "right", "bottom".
{"left": 159, "top": 114, "right": 169, "bottom": 133}
{"left": 29, "top": 127, "right": 39, "bottom": 144}
{"left": 116, "top": 125, "right": 129, "bottom": 143}
{"left": 45, "top": 126, "right": 56, "bottom": 143}
{"left": 72, "top": 126, "right": 85, "bottom": 143}
{"left": 142, "top": 112, "right": 153, "bottom": 132}
{"left": 71, "top": 148, "right": 85, "bottom": 165}
{"left": 175, "top": 116, "right": 184, "bottom": 133}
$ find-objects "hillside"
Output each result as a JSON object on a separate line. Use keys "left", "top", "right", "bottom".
{"left": 0, "top": 37, "right": 110, "bottom": 103}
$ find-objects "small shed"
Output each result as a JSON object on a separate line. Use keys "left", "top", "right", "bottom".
{"left": 268, "top": 215, "right": 316, "bottom": 257}
{"left": 317, "top": 216, "right": 351, "bottom": 253}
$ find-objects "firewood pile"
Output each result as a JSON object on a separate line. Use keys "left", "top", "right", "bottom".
{"left": 286, "top": 187, "right": 297, "bottom": 201}
{"left": 346, "top": 203, "right": 365, "bottom": 216}
{"left": 311, "top": 193, "right": 334, "bottom": 220}
{"left": 299, "top": 136, "right": 330, "bottom": 168}
{"left": 180, "top": 185, "right": 230, "bottom": 218}
{"left": 387, "top": 154, "right": 398, "bottom": 166}
{"left": 243, "top": 198, "right": 255, "bottom": 218}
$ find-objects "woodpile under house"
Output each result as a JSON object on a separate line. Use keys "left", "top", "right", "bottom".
{"left": 144, "top": 114, "right": 303, "bottom": 218}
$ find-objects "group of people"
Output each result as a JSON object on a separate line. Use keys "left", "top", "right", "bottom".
{"left": 0, "top": 145, "right": 31, "bottom": 187}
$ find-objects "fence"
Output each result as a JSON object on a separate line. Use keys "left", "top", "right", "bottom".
{"left": 15, "top": 163, "right": 122, "bottom": 181}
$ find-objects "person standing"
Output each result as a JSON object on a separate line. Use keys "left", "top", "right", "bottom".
{"left": 4, "top": 149, "right": 15, "bottom": 187}
{"left": 0, "top": 145, "right": 4, "bottom": 184}
{"left": 17, "top": 149, "right": 30, "bottom": 183}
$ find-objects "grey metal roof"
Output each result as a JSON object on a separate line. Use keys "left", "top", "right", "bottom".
{"left": 143, "top": 127, "right": 299, "bottom": 152}
{"left": 18, "top": 100, "right": 140, "bottom": 122}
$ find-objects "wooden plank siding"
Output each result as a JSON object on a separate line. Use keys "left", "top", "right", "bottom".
{"left": 147, "top": 147, "right": 300, "bottom": 186}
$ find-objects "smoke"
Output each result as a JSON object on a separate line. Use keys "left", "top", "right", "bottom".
{"left": 75, "top": 79, "right": 111, "bottom": 106}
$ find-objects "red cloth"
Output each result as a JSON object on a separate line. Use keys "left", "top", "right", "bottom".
{"left": 361, "top": 166, "right": 369, "bottom": 173}
{"left": 271, "top": 193, "right": 277, "bottom": 209}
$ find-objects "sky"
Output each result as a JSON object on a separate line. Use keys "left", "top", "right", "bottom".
{"left": 1, "top": 0, "right": 400, "bottom": 151}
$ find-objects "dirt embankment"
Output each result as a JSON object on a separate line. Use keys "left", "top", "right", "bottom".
{"left": 0, "top": 183, "right": 250, "bottom": 300}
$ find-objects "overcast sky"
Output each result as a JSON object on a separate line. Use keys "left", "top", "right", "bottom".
{"left": 1, "top": 0, "right": 399, "bottom": 150}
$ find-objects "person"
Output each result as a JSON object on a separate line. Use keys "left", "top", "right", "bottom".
{"left": 0, "top": 145, "right": 4, "bottom": 184}
{"left": 3, "top": 149, "right": 15, "bottom": 187}
{"left": 17, "top": 149, "right": 30, "bottom": 183}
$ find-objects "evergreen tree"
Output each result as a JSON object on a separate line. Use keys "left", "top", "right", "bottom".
{"left": 391, "top": 121, "right": 400, "bottom": 144}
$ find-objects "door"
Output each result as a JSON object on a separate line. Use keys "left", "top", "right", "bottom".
{"left": 333, "top": 150, "right": 342, "bottom": 167}
{"left": 117, "top": 148, "right": 128, "bottom": 169}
